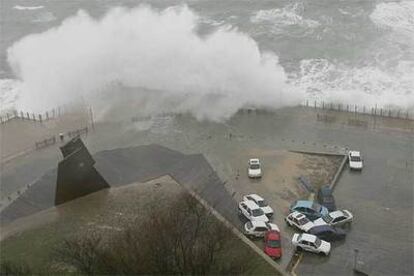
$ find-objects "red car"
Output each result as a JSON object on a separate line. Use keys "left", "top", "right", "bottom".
{"left": 264, "top": 230, "right": 282, "bottom": 259}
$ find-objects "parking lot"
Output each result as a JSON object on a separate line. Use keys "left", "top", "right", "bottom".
{"left": 1, "top": 107, "right": 413, "bottom": 275}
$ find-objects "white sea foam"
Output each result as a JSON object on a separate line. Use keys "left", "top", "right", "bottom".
{"left": 0, "top": 79, "right": 21, "bottom": 114}
{"left": 370, "top": 1, "right": 414, "bottom": 34}
{"left": 291, "top": 58, "right": 414, "bottom": 109}
{"left": 250, "top": 3, "right": 320, "bottom": 33}
{"left": 13, "top": 5, "right": 44, "bottom": 11}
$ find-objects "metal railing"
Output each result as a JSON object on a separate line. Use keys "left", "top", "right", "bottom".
{"left": 0, "top": 106, "right": 66, "bottom": 124}
{"left": 302, "top": 100, "right": 413, "bottom": 120}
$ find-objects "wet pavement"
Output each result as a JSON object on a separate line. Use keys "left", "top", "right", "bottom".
{"left": 1, "top": 106, "right": 413, "bottom": 275}
{"left": 295, "top": 121, "right": 413, "bottom": 276}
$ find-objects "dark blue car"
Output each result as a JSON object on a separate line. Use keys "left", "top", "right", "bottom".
{"left": 289, "top": 200, "right": 329, "bottom": 221}
{"left": 309, "top": 225, "right": 346, "bottom": 242}
{"left": 317, "top": 185, "right": 336, "bottom": 212}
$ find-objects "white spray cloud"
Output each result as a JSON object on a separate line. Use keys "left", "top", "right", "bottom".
{"left": 7, "top": 5, "right": 300, "bottom": 121}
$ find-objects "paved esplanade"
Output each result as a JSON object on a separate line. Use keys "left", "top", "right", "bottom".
{"left": 1, "top": 107, "right": 413, "bottom": 275}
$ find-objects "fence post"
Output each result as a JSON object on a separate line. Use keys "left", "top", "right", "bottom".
{"left": 39, "top": 114, "right": 42, "bottom": 122}
{"left": 380, "top": 108, "right": 383, "bottom": 116}
{"left": 26, "top": 112, "right": 30, "bottom": 120}
{"left": 32, "top": 113, "right": 36, "bottom": 121}
{"left": 20, "top": 111, "right": 24, "bottom": 119}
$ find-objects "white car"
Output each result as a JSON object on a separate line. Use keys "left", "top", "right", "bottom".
{"left": 243, "top": 194, "right": 273, "bottom": 217}
{"left": 248, "top": 158, "right": 262, "bottom": 178}
{"left": 348, "top": 151, "right": 363, "bottom": 170}
{"left": 244, "top": 221, "right": 280, "bottom": 238}
{"left": 292, "top": 233, "right": 331, "bottom": 256}
{"left": 238, "top": 200, "right": 269, "bottom": 222}
{"left": 313, "top": 210, "right": 354, "bottom": 227}
{"left": 285, "top": 211, "right": 315, "bottom": 232}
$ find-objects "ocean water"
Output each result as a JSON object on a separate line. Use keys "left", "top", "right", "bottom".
{"left": 0, "top": 0, "right": 413, "bottom": 119}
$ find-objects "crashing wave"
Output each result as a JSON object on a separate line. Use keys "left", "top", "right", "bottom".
{"left": 6, "top": 5, "right": 299, "bottom": 121}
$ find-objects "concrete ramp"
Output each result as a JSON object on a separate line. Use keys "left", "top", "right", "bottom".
{"left": 1, "top": 144, "right": 237, "bottom": 227}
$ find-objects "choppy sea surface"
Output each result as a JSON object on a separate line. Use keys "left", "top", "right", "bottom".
{"left": 0, "top": 0, "right": 413, "bottom": 118}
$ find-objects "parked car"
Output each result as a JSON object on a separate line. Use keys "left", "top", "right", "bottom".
{"left": 317, "top": 185, "right": 336, "bottom": 212}
{"left": 348, "top": 151, "right": 363, "bottom": 170}
{"left": 285, "top": 211, "right": 315, "bottom": 232}
{"left": 238, "top": 200, "right": 269, "bottom": 222}
{"left": 292, "top": 233, "right": 331, "bottom": 256}
{"left": 308, "top": 225, "right": 346, "bottom": 242}
{"left": 313, "top": 210, "right": 354, "bottom": 227}
{"left": 289, "top": 200, "right": 329, "bottom": 221}
{"left": 248, "top": 158, "right": 262, "bottom": 178}
{"left": 243, "top": 194, "right": 273, "bottom": 217}
{"left": 244, "top": 221, "right": 279, "bottom": 238}
{"left": 264, "top": 230, "right": 282, "bottom": 259}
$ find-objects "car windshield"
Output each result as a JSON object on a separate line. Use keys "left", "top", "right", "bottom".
{"left": 314, "top": 238, "right": 322, "bottom": 247}
{"left": 323, "top": 214, "right": 334, "bottom": 223}
{"left": 257, "top": 200, "right": 267, "bottom": 207}
{"left": 350, "top": 156, "right": 361, "bottom": 162}
{"left": 267, "top": 239, "right": 280, "bottom": 248}
{"left": 252, "top": 208, "right": 264, "bottom": 216}
{"left": 298, "top": 217, "right": 309, "bottom": 225}
{"left": 250, "top": 164, "right": 260, "bottom": 169}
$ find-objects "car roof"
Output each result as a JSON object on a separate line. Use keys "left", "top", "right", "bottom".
{"left": 293, "top": 200, "right": 314, "bottom": 208}
{"left": 249, "top": 158, "right": 260, "bottom": 164}
{"left": 266, "top": 230, "right": 280, "bottom": 239}
{"left": 243, "top": 200, "right": 260, "bottom": 209}
{"left": 246, "top": 194, "right": 264, "bottom": 201}
{"left": 291, "top": 211, "right": 307, "bottom": 219}
{"left": 250, "top": 221, "right": 267, "bottom": 227}
{"left": 309, "top": 225, "right": 333, "bottom": 233}
{"left": 349, "top": 151, "right": 361, "bottom": 157}
{"left": 329, "top": 210, "right": 345, "bottom": 218}
{"left": 300, "top": 233, "right": 317, "bottom": 242}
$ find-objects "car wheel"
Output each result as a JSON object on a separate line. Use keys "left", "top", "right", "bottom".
{"left": 296, "top": 246, "right": 302, "bottom": 252}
